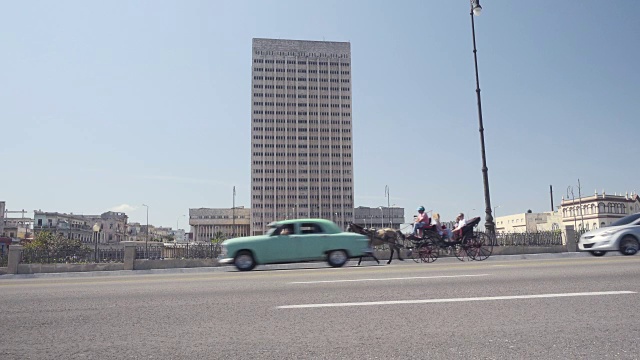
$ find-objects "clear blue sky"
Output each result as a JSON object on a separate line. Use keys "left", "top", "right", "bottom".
{"left": 2, "top": 0, "right": 639, "bottom": 229}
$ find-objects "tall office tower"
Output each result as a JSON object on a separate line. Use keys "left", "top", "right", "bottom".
{"left": 251, "top": 38, "right": 354, "bottom": 235}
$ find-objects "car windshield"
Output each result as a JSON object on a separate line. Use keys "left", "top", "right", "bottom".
{"left": 265, "top": 227, "right": 277, "bottom": 236}
{"left": 609, "top": 213, "right": 640, "bottom": 227}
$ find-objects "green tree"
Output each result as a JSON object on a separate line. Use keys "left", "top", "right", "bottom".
{"left": 22, "top": 231, "right": 91, "bottom": 263}
{"left": 210, "top": 231, "right": 225, "bottom": 244}
{"left": 24, "top": 231, "right": 87, "bottom": 252}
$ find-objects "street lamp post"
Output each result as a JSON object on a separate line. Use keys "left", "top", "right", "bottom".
{"left": 378, "top": 206, "right": 384, "bottom": 228}
{"left": 232, "top": 186, "right": 236, "bottom": 237}
{"left": 493, "top": 205, "right": 500, "bottom": 219}
{"left": 469, "top": 0, "right": 495, "bottom": 234}
{"left": 390, "top": 204, "right": 397, "bottom": 229}
{"left": 177, "top": 215, "right": 186, "bottom": 243}
{"left": 92, "top": 223, "right": 101, "bottom": 262}
{"left": 385, "top": 185, "right": 391, "bottom": 227}
{"left": 567, "top": 186, "right": 578, "bottom": 231}
{"left": 577, "top": 178, "right": 585, "bottom": 231}
{"left": 142, "top": 204, "right": 149, "bottom": 258}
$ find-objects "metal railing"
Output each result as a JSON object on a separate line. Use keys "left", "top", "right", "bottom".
{"left": 21, "top": 248, "right": 125, "bottom": 264}
{"left": 494, "top": 231, "right": 564, "bottom": 246}
{"left": 94, "top": 248, "right": 125, "bottom": 263}
{"left": 136, "top": 243, "right": 222, "bottom": 260}
{"left": 163, "top": 243, "right": 222, "bottom": 259}
{"left": 136, "top": 245, "right": 163, "bottom": 260}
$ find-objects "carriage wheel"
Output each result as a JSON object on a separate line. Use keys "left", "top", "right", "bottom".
{"left": 418, "top": 241, "right": 439, "bottom": 263}
{"left": 409, "top": 241, "right": 422, "bottom": 263}
{"left": 454, "top": 240, "right": 473, "bottom": 262}
{"left": 468, "top": 232, "right": 493, "bottom": 261}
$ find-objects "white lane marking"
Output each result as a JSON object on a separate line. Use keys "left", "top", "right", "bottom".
{"left": 278, "top": 291, "right": 637, "bottom": 309}
{"left": 290, "top": 274, "right": 490, "bottom": 284}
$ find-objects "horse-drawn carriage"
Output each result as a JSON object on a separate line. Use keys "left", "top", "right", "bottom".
{"left": 347, "top": 216, "right": 493, "bottom": 265}
{"left": 406, "top": 216, "right": 493, "bottom": 263}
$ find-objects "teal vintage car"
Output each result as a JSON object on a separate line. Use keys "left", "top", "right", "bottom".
{"left": 219, "top": 219, "right": 372, "bottom": 271}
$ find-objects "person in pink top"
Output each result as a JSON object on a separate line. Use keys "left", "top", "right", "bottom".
{"left": 412, "top": 206, "right": 430, "bottom": 238}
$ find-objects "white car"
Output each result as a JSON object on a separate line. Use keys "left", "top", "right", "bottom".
{"left": 578, "top": 213, "right": 640, "bottom": 256}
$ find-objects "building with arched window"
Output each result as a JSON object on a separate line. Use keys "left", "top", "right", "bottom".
{"left": 560, "top": 191, "right": 640, "bottom": 230}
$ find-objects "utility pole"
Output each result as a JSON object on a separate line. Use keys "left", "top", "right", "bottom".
{"left": 385, "top": 185, "right": 391, "bottom": 228}
{"left": 142, "top": 204, "right": 149, "bottom": 257}
{"left": 577, "top": 179, "right": 584, "bottom": 230}
{"left": 232, "top": 186, "right": 236, "bottom": 237}
{"left": 566, "top": 187, "right": 577, "bottom": 232}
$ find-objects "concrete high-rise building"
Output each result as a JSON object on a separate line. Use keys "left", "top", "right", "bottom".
{"left": 251, "top": 38, "right": 354, "bottom": 235}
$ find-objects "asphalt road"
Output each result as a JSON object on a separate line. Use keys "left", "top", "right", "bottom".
{"left": 2, "top": 256, "right": 640, "bottom": 360}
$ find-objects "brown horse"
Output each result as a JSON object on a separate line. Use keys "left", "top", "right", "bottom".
{"left": 347, "top": 223, "right": 405, "bottom": 265}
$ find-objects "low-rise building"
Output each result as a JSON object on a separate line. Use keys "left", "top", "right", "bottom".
{"left": 495, "top": 211, "right": 563, "bottom": 233}
{"left": 189, "top": 207, "right": 251, "bottom": 242}
{"left": 3, "top": 217, "right": 34, "bottom": 239}
{"left": 171, "top": 229, "right": 186, "bottom": 243}
{"left": 155, "top": 227, "right": 173, "bottom": 238}
{"left": 352, "top": 206, "right": 405, "bottom": 230}
{"left": 82, "top": 211, "right": 128, "bottom": 244}
{"left": 127, "top": 222, "right": 142, "bottom": 241}
{"left": 2, "top": 206, "right": 33, "bottom": 239}
{"left": 560, "top": 191, "right": 640, "bottom": 231}
{"left": 34, "top": 212, "right": 93, "bottom": 242}
{"left": 34, "top": 210, "right": 128, "bottom": 244}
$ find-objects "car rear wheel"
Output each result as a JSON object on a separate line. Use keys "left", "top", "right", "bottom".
{"left": 327, "top": 250, "right": 348, "bottom": 267}
{"left": 234, "top": 250, "right": 256, "bottom": 271}
{"left": 619, "top": 236, "right": 639, "bottom": 256}
{"left": 589, "top": 250, "right": 606, "bottom": 257}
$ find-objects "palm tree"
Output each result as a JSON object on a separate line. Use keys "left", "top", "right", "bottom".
{"left": 210, "top": 231, "right": 225, "bottom": 244}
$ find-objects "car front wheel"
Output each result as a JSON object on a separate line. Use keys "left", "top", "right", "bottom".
{"left": 619, "top": 236, "right": 639, "bottom": 256}
{"left": 234, "top": 250, "right": 256, "bottom": 271}
{"left": 327, "top": 250, "right": 348, "bottom": 267}
{"left": 589, "top": 250, "right": 606, "bottom": 257}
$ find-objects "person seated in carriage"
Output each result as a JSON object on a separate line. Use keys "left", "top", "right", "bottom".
{"left": 451, "top": 212, "right": 467, "bottom": 241}
{"left": 432, "top": 212, "right": 452, "bottom": 241}
{"left": 412, "top": 206, "right": 430, "bottom": 238}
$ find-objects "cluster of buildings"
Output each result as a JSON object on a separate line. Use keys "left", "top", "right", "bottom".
{"left": 0, "top": 201, "right": 185, "bottom": 245}
{"left": 187, "top": 205, "right": 405, "bottom": 242}
{"left": 0, "top": 202, "right": 130, "bottom": 244}
{"left": 495, "top": 191, "right": 640, "bottom": 233}
{"left": 3, "top": 39, "right": 639, "bottom": 248}
{"left": 0, "top": 201, "right": 405, "bottom": 245}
